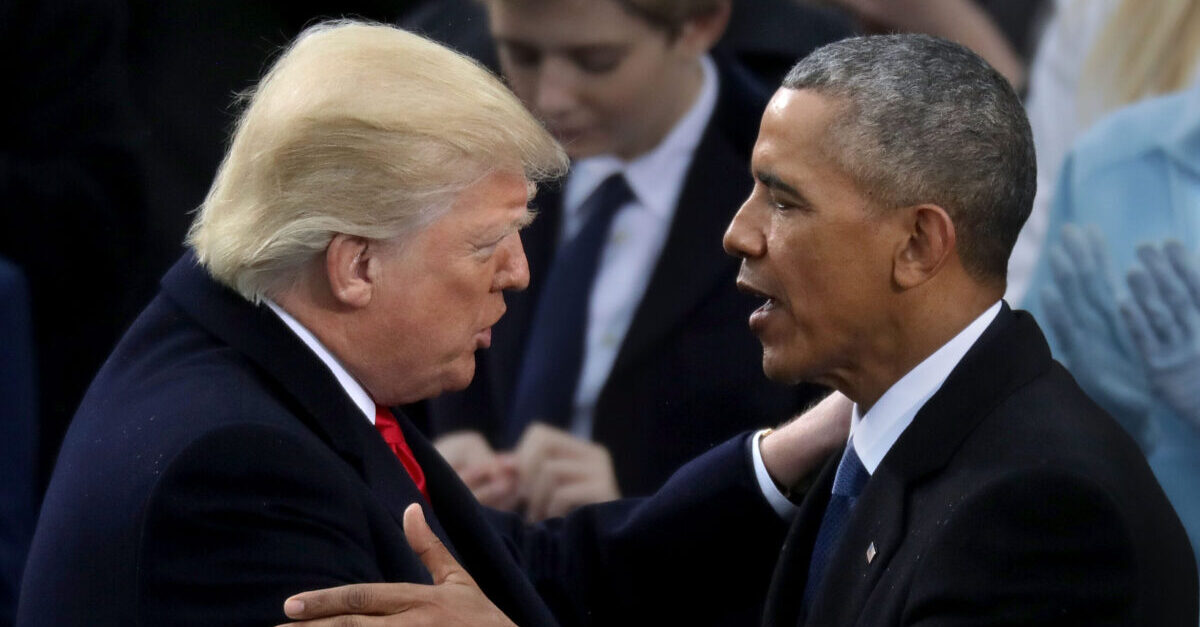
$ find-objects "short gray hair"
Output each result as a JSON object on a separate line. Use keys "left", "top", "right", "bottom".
{"left": 187, "top": 20, "right": 568, "bottom": 302}
{"left": 783, "top": 34, "right": 1035, "bottom": 281}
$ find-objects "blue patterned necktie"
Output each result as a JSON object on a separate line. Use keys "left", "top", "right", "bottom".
{"left": 505, "top": 174, "right": 634, "bottom": 447}
{"left": 801, "top": 441, "right": 871, "bottom": 612}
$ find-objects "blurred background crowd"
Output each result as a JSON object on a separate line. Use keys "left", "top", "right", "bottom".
{"left": 2, "top": 0, "right": 1199, "bottom": 624}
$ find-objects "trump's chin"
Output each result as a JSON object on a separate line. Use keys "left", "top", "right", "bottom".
{"left": 440, "top": 357, "right": 477, "bottom": 395}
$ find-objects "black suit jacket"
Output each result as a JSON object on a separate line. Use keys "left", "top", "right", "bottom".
{"left": 429, "top": 58, "right": 822, "bottom": 496}
{"left": 17, "top": 256, "right": 788, "bottom": 627}
{"left": 765, "top": 305, "right": 1198, "bottom": 626}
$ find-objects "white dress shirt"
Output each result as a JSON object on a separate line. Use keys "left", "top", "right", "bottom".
{"left": 755, "top": 301, "right": 1004, "bottom": 519}
{"left": 561, "top": 54, "right": 719, "bottom": 439}
{"left": 267, "top": 300, "right": 376, "bottom": 425}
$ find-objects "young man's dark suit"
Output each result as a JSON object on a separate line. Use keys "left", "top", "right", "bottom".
{"left": 17, "top": 256, "right": 788, "bottom": 627}
{"left": 765, "top": 305, "right": 1198, "bottom": 626}
{"left": 429, "top": 58, "right": 821, "bottom": 496}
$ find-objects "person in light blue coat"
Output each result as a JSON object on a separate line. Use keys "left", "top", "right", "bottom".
{"left": 1025, "top": 82, "right": 1200, "bottom": 575}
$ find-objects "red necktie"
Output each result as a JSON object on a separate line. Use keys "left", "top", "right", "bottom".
{"left": 374, "top": 404, "right": 430, "bottom": 502}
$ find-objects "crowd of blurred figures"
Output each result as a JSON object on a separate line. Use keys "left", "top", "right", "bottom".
{"left": 2, "top": 0, "right": 1199, "bottom": 624}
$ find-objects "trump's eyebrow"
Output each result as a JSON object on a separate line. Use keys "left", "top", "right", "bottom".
{"left": 755, "top": 170, "right": 801, "bottom": 198}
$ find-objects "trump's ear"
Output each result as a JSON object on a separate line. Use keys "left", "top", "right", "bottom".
{"left": 325, "top": 233, "right": 375, "bottom": 308}
{"left": 893, "top": 204, "right": 956, "bottom": 289}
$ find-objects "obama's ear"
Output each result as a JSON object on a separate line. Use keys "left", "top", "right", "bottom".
{"left": 893, "top": 203, "right": 956, "bottom": 290}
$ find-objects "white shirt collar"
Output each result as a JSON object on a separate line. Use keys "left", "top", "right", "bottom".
{"left": 266, "top": 300, "right": 377, "bottom": 425}
{"left": 849, "top": 301, "right": 1003, "bottom": 474}
{"left": 564, "top": 54, "right": 719, "bottom": 221}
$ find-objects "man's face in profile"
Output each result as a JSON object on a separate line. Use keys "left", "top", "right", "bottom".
{"left": 358, "top": 170, "right": 535, "bottom": 405}
{"left": 724, "top": 89, "right": 900, "bottom": 390}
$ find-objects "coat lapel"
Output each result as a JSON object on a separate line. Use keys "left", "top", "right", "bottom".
{"left": 160, "top": 255, "right": 457, "bottom": 560}
{"left": 804, "top": 470, "right": 907, "bottom": 626}
{"left": 163, "top": 256, "right": 563, "bottom": 627}
{"left": 607, "top": 127, "right": 749, "bottom": 379}
{"left": 401, "top": 415, "right": 562, "bottom": 627}
{"left": 772, "top": 305, "right": 1054, "bottom": 626}
{"left": 877, "top": 306, "right": 1051, "bottom": 482}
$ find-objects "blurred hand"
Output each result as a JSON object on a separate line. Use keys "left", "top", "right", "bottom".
{"left": 513, "top": 423, "right": 619, "bottom": 522}
{"left": 279, "top": 504, "right": 517, "bottom": 627}
{"left": 434, "top": 431, "right": 520, "bottom": 510}
{"left": 760, "top": 391, "right": 852, "bottom": 493}
{"left": 1040, "top": 224, "right": 1160, "bottom": 451}
{"left": 434, "top": 430, "right": 495, "bottom": 472}
{"left": 1120, "top": 242, "right": 1200, "bottom": 429}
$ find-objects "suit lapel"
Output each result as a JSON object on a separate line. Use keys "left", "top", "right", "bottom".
{"left": 804, "top": 470, "right": 906, "bottom": 626}
{"left": 821, "top": 308, "right": 1052, "bottom": 626}
{"left": 608, "top": 128, "right": 748, "bottom": 379}
{"left": 774, "top": 306, "right": 1055, "bottom": 626}
{"left": 877, "top": 306, "right": 1051, "bottom": 482}
{"left": 402, "top": 417, "right": 562, "bottom": 627}
{"left": 160, "top": 255, "right": 458, "bottom": 559}
{"left": 364, "top": 408, "right": 457, "bottom": 557}
{"left": 163, "top": 256, "right": 562, "bottom": 627}
{"left": 764, "top": 455, "right": 907, "bottom": 627}
{"left": 494, "top": 146, "right": 748, "bottom": 418}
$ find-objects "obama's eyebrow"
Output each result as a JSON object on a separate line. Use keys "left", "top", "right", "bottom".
{"left": 755, "top": 170, "right": 801, "bottom": 198}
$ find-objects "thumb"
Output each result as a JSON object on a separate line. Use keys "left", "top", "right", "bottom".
{"left": 403, "top": 503, "right": 471, "bottom": 585}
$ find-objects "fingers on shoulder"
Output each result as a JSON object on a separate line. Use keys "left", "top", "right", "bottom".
{"left": 301, "top": 582, "right": 429, "bottom": 618}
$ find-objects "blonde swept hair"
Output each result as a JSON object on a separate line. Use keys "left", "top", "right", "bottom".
{"left": 187, "top": 20, "right": 568, "bottom": 303}
{"left": 1082, "top": 0, "right": 1200, "bottom": 115}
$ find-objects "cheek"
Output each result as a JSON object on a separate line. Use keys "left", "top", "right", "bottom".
{"left": 770, "top": 235, "right": 824, "bottom": 306}
{"left": 576, "top": 81, "right": 624, "bottom": 123}
{"left": 448, "top": 272, "right": 496, "bottom": 327}
{"left": 588, "top": 62, "right": 657, "bottom": 118}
